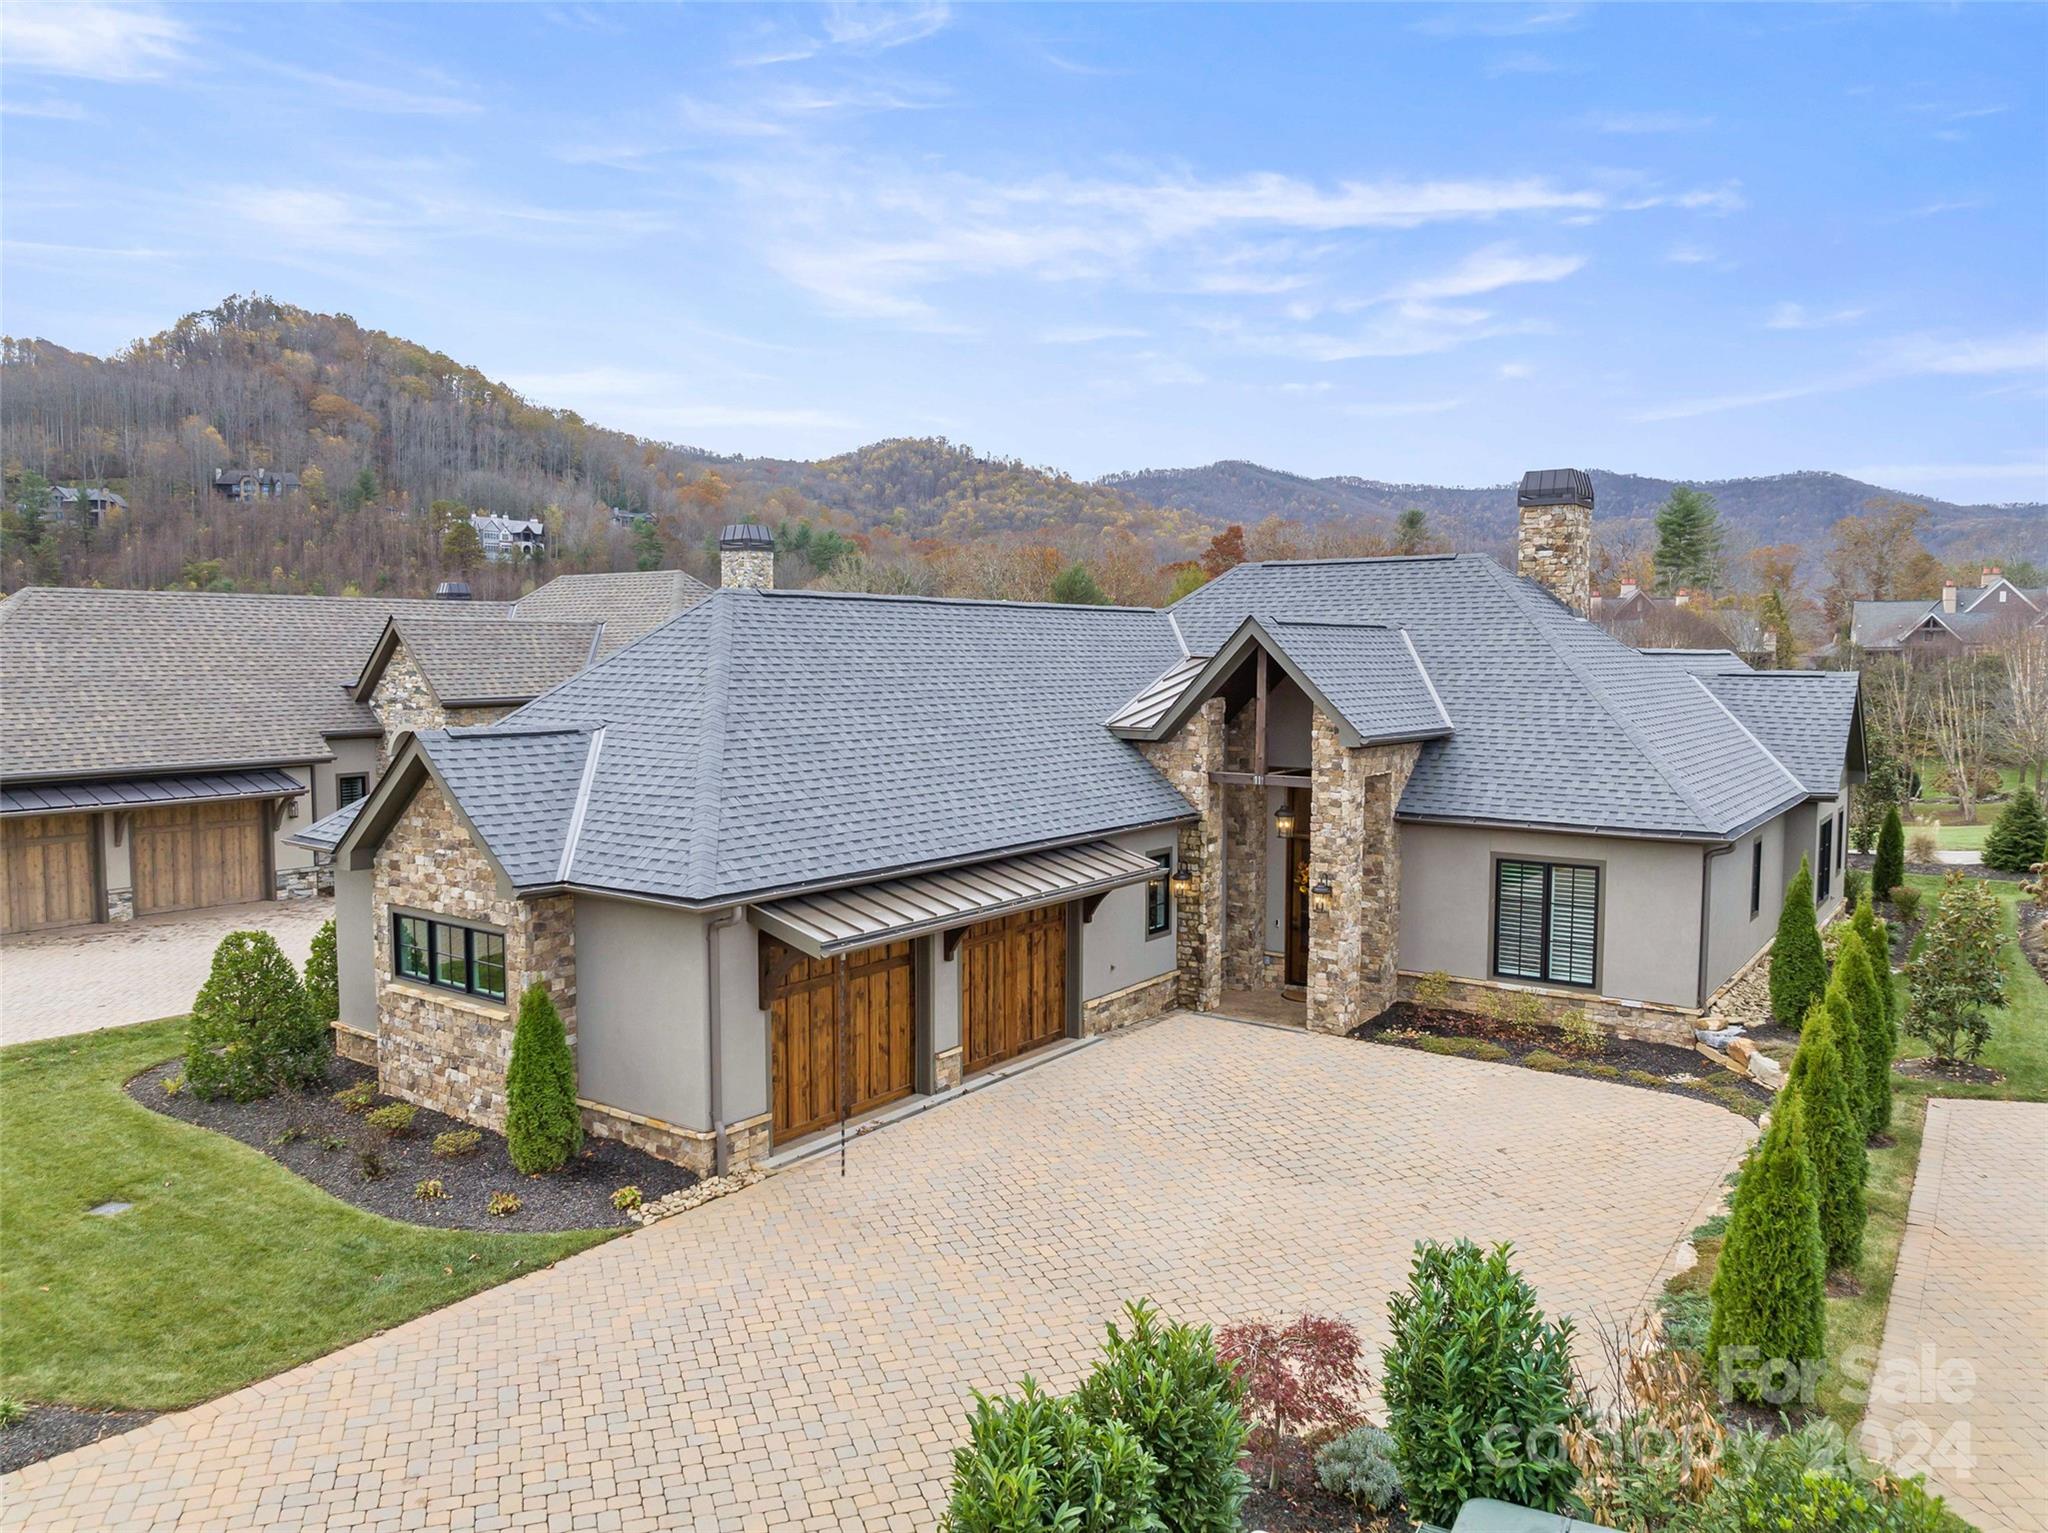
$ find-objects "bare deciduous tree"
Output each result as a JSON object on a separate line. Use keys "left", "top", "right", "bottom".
{"left": 1926, "top": 658, "right": 1998, "bottom": 823}
{"left": 1998, "top": 629, "right": 2048, "bottom": 793}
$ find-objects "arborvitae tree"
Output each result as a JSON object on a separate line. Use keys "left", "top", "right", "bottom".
{"left": 304, "top": 918, "right": 340, "bottom": 1024}
{"left": 505, "top": 983, "right": 582, "bottom": 1174}
{"left": 1849, "top": 896, "right": 1896, "bottom": 1021}
{"left": 1981, "top": 787, "right": 2048, "bottom": 873}
{"left": 1818, "top": 978, "right": 1869, "bottom": 1136}
{"left": 1873, "top": 806, "right": 1906, "bottom": 901}
{"left": 1769, "top": 856, "right": 1827, "bottom": 1026}
{"left": 184, "top": 929, "right": 325, "bottom": 1101}
{"left": 1791, "top": 999, "right": 1867, "bottom": 1272}
{"left": 1833, "top": 923, "right": 1894, "bottom": 1137}
{"left": 1705, "top": 1097, "right": 1828, "bottom": 1406}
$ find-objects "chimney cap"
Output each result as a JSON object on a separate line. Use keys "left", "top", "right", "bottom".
{"left": 1516, "top": 468, "right": 1594, "bottom": 508}
{"left": 1944, "top": 578, "right": 1958, "bottom": 586}
{"left": 719, "top": 522, "right": 774, "bottom": 551}
{"left": 434, "top": 580, "right": 472, "bottom": 601}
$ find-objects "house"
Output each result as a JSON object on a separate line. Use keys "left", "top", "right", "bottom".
{"left": 1592, "top": 581, "right": 1772, "bottom": 667}
{"left": 48, "top": 486, "right": 128, "bottom": 527}
{"left": 298, "top": 487, "right": 1863, "bottom": 1178}
{"left": 1850, "top": 569, "right": 2047, "bottom": 657}
{"left": 0, "top": 569, "right": 709, "bottom": 936}
{"left": 469, "top": 513, "right": 548, "bottom": 562}
{"left": 212, "top": 468, "right": 302, "bottom": 501}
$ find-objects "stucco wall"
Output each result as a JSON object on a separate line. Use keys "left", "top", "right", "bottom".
{"left": 575, "top": 896, "right": 708, "bottom": 1131}
{"left": 335, "top": 863, "right": 375, "bottom": 1032}
{"left": 1396, "top": 821, "right": 1705, "bottom": 1008}
{"left": 1080, "top": 827, "right": 1183, "bottom": 1002}
{"left": 1703, "top": 823, "right": 1782, "bottom": 1000}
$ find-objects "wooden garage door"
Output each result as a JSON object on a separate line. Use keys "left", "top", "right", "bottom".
{"left": 1, "top": 814, "right": 99, "bottom": 935}
{"left": 962, "top": 904, "right": 1068, "bottom": 1075}
{"left": 131, "top": 801, "right": 268, "bottom": 917}
{"left": 767, "top": 937, "right": 916, "bottom": 1144}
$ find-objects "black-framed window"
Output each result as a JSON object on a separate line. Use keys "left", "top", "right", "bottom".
{"left": 1145, "top": 850, "right": 1173, "bottom": 937}
{"left": 1750, "top": 840, "right": 1764, "bottom": 920}
{"left": 1493, "top": 859, "right": 1599, "bottom": 988}
{"left": 337, "top": 774, "right": 369, "bottom": 808}
{"left": 1817, "top": 819, "right": 1833, "bottom": 902}
{"left": 392, "top": 914, "right": 506, "bottom": 1001}
{"left": 1835, "top": 810, "right": 1846, "bottom": 872}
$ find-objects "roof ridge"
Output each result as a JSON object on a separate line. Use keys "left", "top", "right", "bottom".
{"left": 1266, "top": 617, "right": 1394, "bottom": 631}
{"left": 1477, "top": 559, "right": 1721, "bottom": 830}
{"left": 754, "top": 587, "right": 1165, "bottom": 615}
{"left": 687, "top": 593, "right": 737, "bottom": 896}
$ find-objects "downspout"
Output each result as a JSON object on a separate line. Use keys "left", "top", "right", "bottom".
{"left": 1697, "top": 841, "right": 1736, "bottom": 1010}
{"left": 706, "top": 906, "right": 746, "bottom": 1176}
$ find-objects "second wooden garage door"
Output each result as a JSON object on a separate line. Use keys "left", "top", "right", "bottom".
{"left": 1, "top": 814, "right": 100, "bottom": 935}
{"left": 131, "top": 801, "right": 269, "bottom": 917}
{"left": 962, "top": 904, "right": 1068, "bottom": 1074}
{"left": 767, "top": 937, "right": 916, "bottom": 1144}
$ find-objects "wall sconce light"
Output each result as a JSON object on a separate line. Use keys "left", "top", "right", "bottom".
{"left": 1309, "top": 880, "right": 1334, "bottom": 914}
{"left": 1273, "top": 802, "right": 1298, "bottom": 837}
{"left": 1169, "top": 861, "right": 1200, "bottom": 901}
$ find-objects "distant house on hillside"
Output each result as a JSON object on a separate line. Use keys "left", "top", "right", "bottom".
{"left": 1592, "top": 581, "right": 1772, "bottom": 667}
{"left": 49, "top": 486, "right": 128, "bottom": 527}
{"left": 470, "top": 513, "right": 547, "bottom": 561}
{"left": 1850, "top": 568, "right": 2047, "bottom": 657}
{"left": 610, "top": 506, "right": 652, "bottom": 529}
{"left": 213, "top": 468, "right": 301, "bottom": 501}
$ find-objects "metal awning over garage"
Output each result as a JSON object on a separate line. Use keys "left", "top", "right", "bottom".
{"left": 0, "top": 768, "right": 305, "bottom": 817}
{"left": 753, "top": 840, "right": 1164, "bottom": 958}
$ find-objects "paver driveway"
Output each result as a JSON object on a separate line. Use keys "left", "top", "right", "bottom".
{"left": 1864, "top": 1099, "right": 2048, "bottom": 1533}
{"left": 0, "top": 899, "right": 333, "bottom": 1045}
{"left": 1, "top": 1012, "right": 1751, "bottom": 1532}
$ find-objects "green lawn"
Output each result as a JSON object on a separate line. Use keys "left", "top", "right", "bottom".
{"left": 0, "top": 1018, "right": 611, "bottom": 1410}
{"left": 1907, "top": 758, "right": 2039, "bottom": 853}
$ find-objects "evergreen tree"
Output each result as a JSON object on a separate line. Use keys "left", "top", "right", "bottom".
{"left": 1652, "top": 485, "right": 1725, "bottom": 593}
{"left": 184, "top": 929, "right": 326, "bottom": 1101}
{"left": 1873, "top": 806, "right": 1906, "bottom": 900}
{"left": 1850, "top": 896, "right": 1895, "bottom": 1023}
{"left": 1833, "top": 921, "right": 1895, "bottom": 1136}
{"left": 304, "top": 918, "right": 340, "bottom": 1024}
{"left": 1769, "top": 856, "right": 1827, "bottom": 1026}
{"left": 1049, "top": 561, "right": 1108, "bottom": 605}
{"left": 505, "top": 983, "right": 582, "bottom": 1174}
{"left": 1790, "top": 999, "right": 1867, "bottom": 1272}
{"left": 1817, "top": 978, "right": 1869, "bottom": 1137}
{"left": 1394, "top": 507, "right": 1431, "bottom": 555}
{"left": 1981, "top": 787, "right": 2048, "bottom": 873}
{"left": 1705, "top": 1097, "right": 1828, "bottom": 1406}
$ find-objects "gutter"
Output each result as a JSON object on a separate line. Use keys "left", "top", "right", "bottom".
{"left": 706, "top": 905, "right": 747, "bottom": 1176}
{"left": 1697, "top": 840, "right": 1736, "bottom": 1009}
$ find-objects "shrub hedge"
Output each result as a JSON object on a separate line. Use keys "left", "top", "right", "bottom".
{"left": 183, "top": 929, "right": 326, "bottom": 1101}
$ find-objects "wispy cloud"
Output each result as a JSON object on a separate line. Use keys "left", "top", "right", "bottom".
{"left": 1904, "top": 198, "right": 1984, "bottom": 218}
{"left": 1485, "top": 53, "right": 1561, "bottom": 77}
{"left": 1497, "top": 361, "right": 1535, "bottom": 380}
{"left": 264, "top": 63, "right": 482, "bottom": 117}
{"left": 735, "top": 1, "right": 950, "bottom": 65}
{"left": 0, "top": 97, "right": 92, "bottom": 120}
{"left": 1630, "top": 330, "right": 2048, "bottom": 421}
{"left": 1765, "top": 302, "right": 1867, "bottom": 330}
{"left": 219, "top": 182, "right": 673, "bottom": 260}
{"left": 1385, "top": 244, "right": 1585, "bottom": 302}
{"left": 2, "top": 0, "right": 190, "bottom": 82}
{"left": 1036, "top": 324, "right": 1148, "bottom": 345}
{"left": 1586, "top": 111, "right": 1713, "bottom": 134}
{"left": 1664, "top": 243, "right": 1716, "bottom": 265}
{"left": 1412, "top": 5, "right": 1581, "bottom": 39}
{"left": 1342, "top": 397, "right": 1467, "bottom": 418}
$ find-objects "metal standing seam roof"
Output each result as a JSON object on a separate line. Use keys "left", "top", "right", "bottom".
{"left": 1104, "top": 654, "right": 1208, "bottom": 733}
{"left": 753, "top": 840, "right": 1163, "bottom": 957}
{"left": 1, "top": 767, "right": 305, "bottom": 817}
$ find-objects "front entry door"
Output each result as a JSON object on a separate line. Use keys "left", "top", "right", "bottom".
{"left": 766, "top": 937, "right": 916, "bottom": 1144}
{"left": 961, "top": 904, "right": 1068, "bottom": 1074}
{"left": 1283, "top": 787, "right": 1311, "bottom": 989}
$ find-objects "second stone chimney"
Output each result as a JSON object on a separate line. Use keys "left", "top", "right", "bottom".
{"left": 719, "top": 523, "right": 775, "bottom": 589}
{"left": 1942, "top": 580, "right": 1959, "bottom": 613}
{"left": 1516, "top": 468, "right": 1594, "bottom": 616}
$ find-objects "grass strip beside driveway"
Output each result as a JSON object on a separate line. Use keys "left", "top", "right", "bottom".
{"left": 0, "top": 1018, "right": 610, "bottom": 1411}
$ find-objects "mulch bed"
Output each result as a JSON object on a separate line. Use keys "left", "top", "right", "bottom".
{"left": 1243, "top": 1481, "right": 1412, "bottom": 1532}
{"left": 1895, "top": 1057, "right": 2006, "bottom": 1087}
{"left": 0, "top": 1406, "right": 156, "bottom": 1476}
{"left": 1354, "top": 1003, "right": 1773, "bottom": 1119}
{"left": 1847, "top": 850, "right": 2028, "bottom": 886}
{"left": 127, "top": 1052, "right": 696, "bottom": 1232}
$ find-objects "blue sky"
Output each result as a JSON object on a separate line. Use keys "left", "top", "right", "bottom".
{"left": 4, "top": 2, "right": 2044, "bottom": 502}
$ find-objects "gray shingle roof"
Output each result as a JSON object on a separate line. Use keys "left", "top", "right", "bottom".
{"left": 418, "top": 726, "right": 597, "bottom": 887}
{"left": 1172, "top": 555, "right": 1811, "bottom": 838}
{"left": 290, "top": 797, "right": 365, "bottom": 851}
{"left": 510, "top": 570, "right": 709, "bottom": 655}
{"left": 1635, "top": 648, "right": 1751, "bottom": 674}
{"left": 501, "top": 589, "right": 1197, "bottom": 903}
{"left": 362, "top": 617, "right": 601, "bottom": 706}
{"left": 1849, "top": 599, "right": 1940, "bottom": 649}
{"left": 1700, "top": 671, "right": 1861, "bottom": 797}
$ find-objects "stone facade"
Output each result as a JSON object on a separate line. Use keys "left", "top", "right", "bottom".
{"left": 1515, "top": 500, "right": 1593, "bottom": 616}
{"left": 1306, "top": 713, "right": 1419, "bottom": 1035}
{"left": 1395, "top": 970, "right": 1698, "bottom": 1048}
{"left": 933, "top": 1046, "right": 965, "bottom": 1092}
{"left": 371, "top": 777, "right": 576, "bottom": 1129}
{"left": 581, "top": 1098, "right": 715, "bottom": 1175}
{"left": 370, "top": 639, "right": 443, "bottom": 768}
{"left": 276, "top": 865, "right": 329, "bottom": 900}
{"left": 332, "top": 1022, "right": 379, "bottom": 1066}
{"left": 105, "top": 887, "right": 135, "bottom": 923}
{"left": 1221, "top": 704, "right": 1270, "bottom": 992}
{"left": 720, "top": 549, "right": 774, "bottom": 589}
{"left": 1137, "top": 697, "right": 1225, "bottom": 1012}
{"left": 447, "top": 704, "right": 515, "bottom": 729}
{"left": 1081, "top": 972, "right": 1179, "bottom": 1036}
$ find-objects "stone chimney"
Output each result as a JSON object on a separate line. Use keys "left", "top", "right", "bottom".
{"left": 718, "top": 523, "right": 774, "bottom": 589}
{"left": 1619, "top": 578, "right": 1639, "bottom": 601}
{"left": 1941, "top": 580, "right": 1958, "bottom": 613}
{"left": 1982, "top": 566, "right": 2001, "bottom": 585}
{"left": 1515, "top": 468, "right": 1594, "bottom": 616}
{"left": 1674, "top": 588, "right": 1692, "bottom": 609}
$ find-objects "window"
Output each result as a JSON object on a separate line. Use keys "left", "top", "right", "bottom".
{"left": 337, "top": 774, "right": 369, "bottom": 808}
{"left": 1836, "top": 810, "right": 1846, "bottom": 872}
{"left": 1817, "top": 819, "right": 1833, "bottom": 902}
{"left": 1493, "top": 859, "right": 1599, "bottom": 988}
{"left": 1750, "top": 840, "right": 1764, "bottom": 920}
{"left": 1145, "top": 849, "right": 1173, "bottom": 937}
{"left": 391, "top": 914, "right": 507, "bottom": 1001}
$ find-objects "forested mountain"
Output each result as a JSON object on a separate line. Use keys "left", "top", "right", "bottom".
{"left": 3, "top": 295, "right": 2039, "bottom": 605}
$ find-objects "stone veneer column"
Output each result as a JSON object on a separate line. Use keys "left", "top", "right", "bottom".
{"left": 1221, "top": 703, "right": 1269, "bottom": 993}
{"left": 1515, "top": 501, "right": 1593, "bottom": 616}
{"left": 1306, "top": 712, "right": 1419, "bottom": 1035}
{"left": 1137, "top": 696, "right": 1225, "bottom": 1013}
{"left": 369, "top": 639, "right": 446, "bottom": 769}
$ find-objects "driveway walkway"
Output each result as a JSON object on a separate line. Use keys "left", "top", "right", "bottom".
{"left": 1865, "top": 1099, "right": 2048, "bottom": 1533}
{"left": 0, "top": 1012, "right": 1751, "bottom": 1532}
{"left": 0, "top": 899, "right": 333, "bottom": 1045}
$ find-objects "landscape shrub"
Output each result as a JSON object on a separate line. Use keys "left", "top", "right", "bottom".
{"left": 319, "top": 1134, "right": 348, "bottom": 1152}
{"left": 356, "top": 1150, "right": 387, "bottom": 1181}
{"left": 1789, "top": 1000, "right": 1867, "bottom": 1271}
{"left": 1686, "top": 1423, "right": 1948, "bottom": 1531}
{"left": 413, "top": 1178, "right": 448, "bottom": 1201}
{"left": 1556, "top": 1009, "right": 1602, "bottom": 1054}
{"left": 332, "top": 1078, "right": 376, "bottom": 1113}
{"left": 0, "top": 1396, "right": 24, "bottom": 1430}
{"left": 1314, "top": 1425, "right": 1401, "bottom": 1513}
{"left": 1832, "top": 924, "right": 1894, "bottom": 1137}
{"left": 1850, "top": 897, "right": 1896, "bottom": 1015}
{"left": 1842, "top": 868, "right": 1868, "bottom": 909}
{"left": 183, "top": 929, "right": 326, "bottom": 1101}
{"left": 1705, "top": 1098, "right": 1827, "bottom": 1406}
{"left": 1768, "top": 858, "right": 1826, "bottom": 1026}
{"left": 942, "top": 1380, "right": 1159, "bottom": 1533}
{"left": 1075, "top": 1299, "right": 1248, "bottom": 1529}
{"left": 304, "top": 918, "right": 340, "bottom": 1023}
{"left": 1565, "top": 1316, "right": 1724, "bottom": 1530}
{"left": 1215, "top": 1313, "right": 1364, "bottom": 1491}
{"left": 611, "top": 1185, "right": 644, "bottom": 1212}
{"left": 487, "top": 1191, "right": 523, "bottom": 1217}
{"left": 1522, "top": 1049, "right": 1569, "bottom": 1072}
{"left": 1908, "top": 827, "right": 1941, "bottom": 865}
{"left": 432, "top": 1129, "right": 483, "bottom": 1158}
{"left": 1889, "top": 884, "right": 1923, "bottom": 923}
{"left": 1982, "top": 787, "right": 2048, "bottom": 872}
{"left": 1412, "top": 970, "right": 1452, "bottom": 1009}
{"left": 161, "top": 1074, "right": 184, "bottom": 1096}
{"left": 1904, "top": 873, "right": 2007, "bottom": 1064}
{"left": 505, "top": 984, "right": 582, "bottom": 1174}
{"left": 1872, "top": 806, "right": 1905, "bottom": 899}
{"left": 1381, "top": 1239, "right": 1578, "bottom": 1525}
{"left": 365, "top": 1102, "right": 416, "bottom": 1138}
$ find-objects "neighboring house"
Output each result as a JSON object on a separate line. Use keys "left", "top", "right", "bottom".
{"left": 48, "top": 486, "right": 128, "bottom": 527}
{"left": 1849, "top": 569, "right": 2048, "bottom": 657}
{"left": 610, "top": 506, "right": 652, "bottom": 529}
{"left": 469, "top": 514, "right": 547, "bottom": 562}
{"left": 0, "top": 569, "right": 709, "bottom": 937}
{"left": 296, "top": 493, "right": 1863, "bottom": 1179}
{"left": 1592, "top": 581, "right": 1772, "bottom": 667}
{"left": 212, "top": 468, "right": 301, "bottom": 501}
